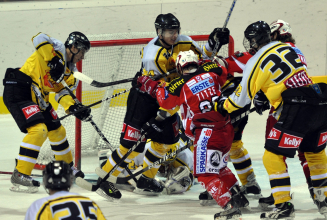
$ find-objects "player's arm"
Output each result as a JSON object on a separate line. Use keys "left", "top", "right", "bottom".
{"left": 55, "top": 74, "right": 78, "bottom": 111}
{"left": 224, "top": 51, "right": 253, "bottom": 73}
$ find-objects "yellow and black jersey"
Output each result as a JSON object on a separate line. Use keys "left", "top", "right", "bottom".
{"left": 141, "top": 35, "right": 210, "bottom": 83}
{"left": 224, "top": 41, "right": 312, "bottom": 115}
{"left": 20, "top": 32, "right": 78, "bottom": 111}
{"left": 25, "top": 191, "right": 106, "bottom": 220}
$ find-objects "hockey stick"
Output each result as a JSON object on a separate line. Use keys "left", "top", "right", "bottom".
{"left": 73, "top": 69, "right": 176, "bottom": 88}
{"left": 76, "top": 132, "right": 147, "bottom": 191}
{"left": 0, "top": 171, "right": 95, "bottom": 182}
{"left": 230, "top": 107, "right": 256, "bottom": 124}
{"left": 53, "top": 88, "right": 131, "bottom": 122}
{"left": 114, "top": 142, "right": 192, "bottom": 184}
{"left": 210, "top": 0, "right": 237, "bottom": 60}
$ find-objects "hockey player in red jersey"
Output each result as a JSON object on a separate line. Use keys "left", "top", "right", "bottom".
{"left": 137, "top": 50, "right": 249, "bottom": 220}
{"left": 215, "top": 20, "right": 327, "bottom": 219}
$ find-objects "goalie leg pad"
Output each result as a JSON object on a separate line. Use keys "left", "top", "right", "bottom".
{"left": 164, "top": 166, "right": 193, "bottom": 194}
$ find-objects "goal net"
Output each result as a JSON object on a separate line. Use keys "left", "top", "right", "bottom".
{"left": 37, "top": 31, "right": 234, "bottom": 168}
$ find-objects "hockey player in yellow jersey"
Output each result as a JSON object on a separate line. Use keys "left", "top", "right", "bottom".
{"left": 25, "top": 161, "right": 106, "bottom": 220}
{"left": 98, "top": 13, "right": 230, "bottom": 199}
{"left": 3, "top": 32, "right": 91, "bottom": 193}
{"left": 215, "top": 21, "right": 327, "bottom": 219}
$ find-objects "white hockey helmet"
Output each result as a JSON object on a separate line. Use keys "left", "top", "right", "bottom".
{"left": 175, "top": 50, "right": 199, "bottom": 75}
{"left": 270, "top": 19, "right": 292, "bottom": 36}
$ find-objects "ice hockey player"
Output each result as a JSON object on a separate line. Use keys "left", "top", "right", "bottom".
{"left": 215, "top": 20, "right": 327, "bottom": 219}
{"left": 137, "top": 50, "right": 249, "bottom": 220}
{"left": 96, "top": 13, "right": 232, "bottom": 199}
{"left": 258, "top": 19, "right": 315, "bottom": 210}
{"left": 25, "top": 161, "right": 106, "bottom": 220}
{"left": 2, "top": 32, "right": 91, "bottom": 193}
{"left": 199, "top": 51, "right": 263, "bottom": 205}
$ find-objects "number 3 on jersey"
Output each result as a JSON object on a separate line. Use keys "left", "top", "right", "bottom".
{"left": 51, "top": 200, "right": 98, "bottom": 220}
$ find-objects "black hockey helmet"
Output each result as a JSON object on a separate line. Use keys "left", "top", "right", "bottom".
{"left": 43, "top": 161, "right": 73, "bottom": 191}
{"left": 154, "top": 13, "right": 180, "bottom": 33}
{"left": 65, "top": 31, "right": 90, "bottom": 52}
{"left": 243, "top": 21, "right": 271, "bottom": 54}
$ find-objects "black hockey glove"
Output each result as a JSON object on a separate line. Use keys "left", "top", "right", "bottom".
{"left": 141, "top": 117, "right": 164, "bottom": 139}
{"left": 48, "top": 56, "right": 65, "bottom": 83}
{"left": 68, "top": 103, "right": 92, "bottom": 122}
{"left": 214, "top": 96, "right": 228, "bottom": 116}
{"left": 208, "top": 28, "right": 230, "bottom": 52}
{"left": 253, "top": 90, "right": 270, "bottom": 115}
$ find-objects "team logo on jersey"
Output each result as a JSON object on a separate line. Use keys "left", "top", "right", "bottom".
{"left": 22, "top": 105, "right": 40, "bottom": 119}
{"left": 318, "top": 131, "right": 327, "bottom": 146}
{"left": 206, "top": 149, "right": 228, "bottom": 173}
{"left": 196, "top": 76, "right": 201, "bottom": 81}
{"left": 168, "top": 78, "right": 184, "bottom": 94}
{"left": 189, "top": 77, "right": 215, "bottom": 94}
{"left": 43, "top": 72, "right": 54, "bottom": 88}
{"left": 210, "top": 151, "right": 220, "bottom": 167}
{"left": 268, "top": 127, "right": 281, "bottom": 140}
{"left": 279, "top": 133, "right": 303, "bottom": 148}
{"left": 202, "top": 62, "right": 218, "bottom": 72}
{"left": 163, "top": 51, "right": 172, "bottom": 60}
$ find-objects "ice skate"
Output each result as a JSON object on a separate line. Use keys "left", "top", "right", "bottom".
{"left": 313, "top": 188, "right": 327, "bottom": 219}
{"left": 199, "top": 190, "right": 216, "bottom": 206}
{"left": 214, "top": 202, "right": 242, "bottom": 220}
{"left": 240, "top": 172, "right": 262, "bottom": 199}
{"left": 260, "top": 202, "right": 295, "bottom": 220}
{"left": 95, "top": 177, "right": 122, "bottom": 201}
{"left": 134, "top": 174, "right": 164, "bottom": 195}
{"left": 9, "top": 169, "right": 40, "bottom": 193}
{"left": 259, "top": 194, "right": 274, "bottom": 210}
{"left": 71, "top": 166, "right": 85, "bottom": 178}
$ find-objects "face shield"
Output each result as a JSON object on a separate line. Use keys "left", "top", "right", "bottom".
{"left": 243, "top": 36, "right": 257, "bottom": 55}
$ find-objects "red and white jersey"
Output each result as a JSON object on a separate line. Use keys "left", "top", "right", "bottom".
{"left": 285, "top": 42, "right": 307, "bottom": 67}
{"left": 224, "top": 51, "right": 253, "bottom": 73}
{"left": 156, "top": 61, "right": 226, "bottom": 139}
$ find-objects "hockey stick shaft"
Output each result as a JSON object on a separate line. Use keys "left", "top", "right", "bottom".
{"left": 115, "top": 142, "right": 192, "bottom": 184}
{"left": 210, "top": 0, "right": 237, "bottom": 60}
{"left": 230, "top": 107, "right": 255, "bottom": 124}
{"left": 73, "top": 69, "right": 176, "bottom": 88}
{"left": 53, "top": 88, "right": 131, "bottom": 122}
{"left": 76, "top": 133, "right": 147, "bottom": 191}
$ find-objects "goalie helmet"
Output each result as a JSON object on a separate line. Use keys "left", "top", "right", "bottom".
{"left": 155, "top": 13, "right": 180, "bottom": 33}
{"left": 65, "top": 31, "right": 91, "bottom": 52}
{"left": 243, "top": 21, "right": 271, "bottom": 55}
{"left": 43, "top": 161, "right": 73, "bottom": 191}
{"left": 175, "top": 50, "right": 199, "bottom": 75}
{"left": 270, "top": 19, "right": 292, "bottom": 36}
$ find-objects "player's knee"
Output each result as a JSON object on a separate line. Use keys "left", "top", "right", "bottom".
{"left": 151, "top": 142, "right": 177, "bottom": 155}
{"left": 119, "top": 145, "right": 140, "bottom": 159}
{"left": 48, "top": 125, "right": 67, "bottom": 141}
{"left": 305, "top": 150, "right": 327, "bottom": 166}
{"left": 230, "top": 140, "right": 246, "bottom": 157}
{"left": 26, "top": 123, "right": 48, "bottom": 142}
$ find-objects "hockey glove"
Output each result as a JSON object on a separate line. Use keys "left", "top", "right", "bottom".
{"left": 141, "top": 117, "right": 164, "bottom": 139}
{"left": 214, "top": 96, "right": 228, "bottom": 116}
{"left": 69, "top": 103, "right": 92, "bottom": 122}
{"left": 253, "top": 90, "right": 270, "bottom": 115}
{"left": 208, "top": 28, "right": 230, "bottom": 52}
{"left": 137, "top": 76, "right": 159, "bottom": 98}
{"left": 48, "top": 56, "right": 65, "bottom": 83}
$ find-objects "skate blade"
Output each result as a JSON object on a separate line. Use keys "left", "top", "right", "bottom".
{"left": 245, "top": 193, "right": 263, "bottom": 199}
{"left": 9, "top": 185, "right": 38, "bottom": 193}
{"left": 214, "top": 214, "right": 242, "bottom": 220}
{"left": 200, "top": 199, "right": 217, "bottom": 206}
{"left": 133, "top": 188, "right": 161, "bottom": 196}
{"left": 262, "top": 212, "right": 295, "bottom": 220}
{"left": 95, "top": 188, "right": 120, "bottom": 202}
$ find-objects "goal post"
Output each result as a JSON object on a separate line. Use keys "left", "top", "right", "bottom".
{"left": 37, "top": 32, "right": 235, "bottom": 170}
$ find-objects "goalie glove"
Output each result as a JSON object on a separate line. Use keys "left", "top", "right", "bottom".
{"left": 137, "top": 75, "right": 159, "bottom": 98}
{"left": 253, "top": 90, "right": 270, "bottom": 115}
{"left": 164, "top": 166, "right": 193, "bottom": 194}
{"left": 48, "top": 56, "right": 65, "bottom": 83}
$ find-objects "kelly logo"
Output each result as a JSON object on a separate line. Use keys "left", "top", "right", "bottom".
{"left": 22, "top": 105, "right": 40, "bottom": 119}
{"left": 279, "top": 133, "right": 303, "bottom": 148}
{"left": 268, "top": 127, "right": 281, "bottom": 140}
{"left": 318, "top": 131, "right": 327, "bottom": 146}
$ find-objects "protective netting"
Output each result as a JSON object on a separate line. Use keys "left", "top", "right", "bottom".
{"left": 37, "top": 31, "right": 233, "bottom": 165}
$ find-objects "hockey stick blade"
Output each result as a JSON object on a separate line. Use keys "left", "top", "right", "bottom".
{"left": 114, "top": 143, "right": 192, "bottom": 184}
{"left": 74, "top": 71, "right": 134, "bottom": 88}
{"left": 76, "top": 133, "right": 147, "bottom": 191}
{"left": 230, "top": 107, "right": 255, "bottom": 124}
